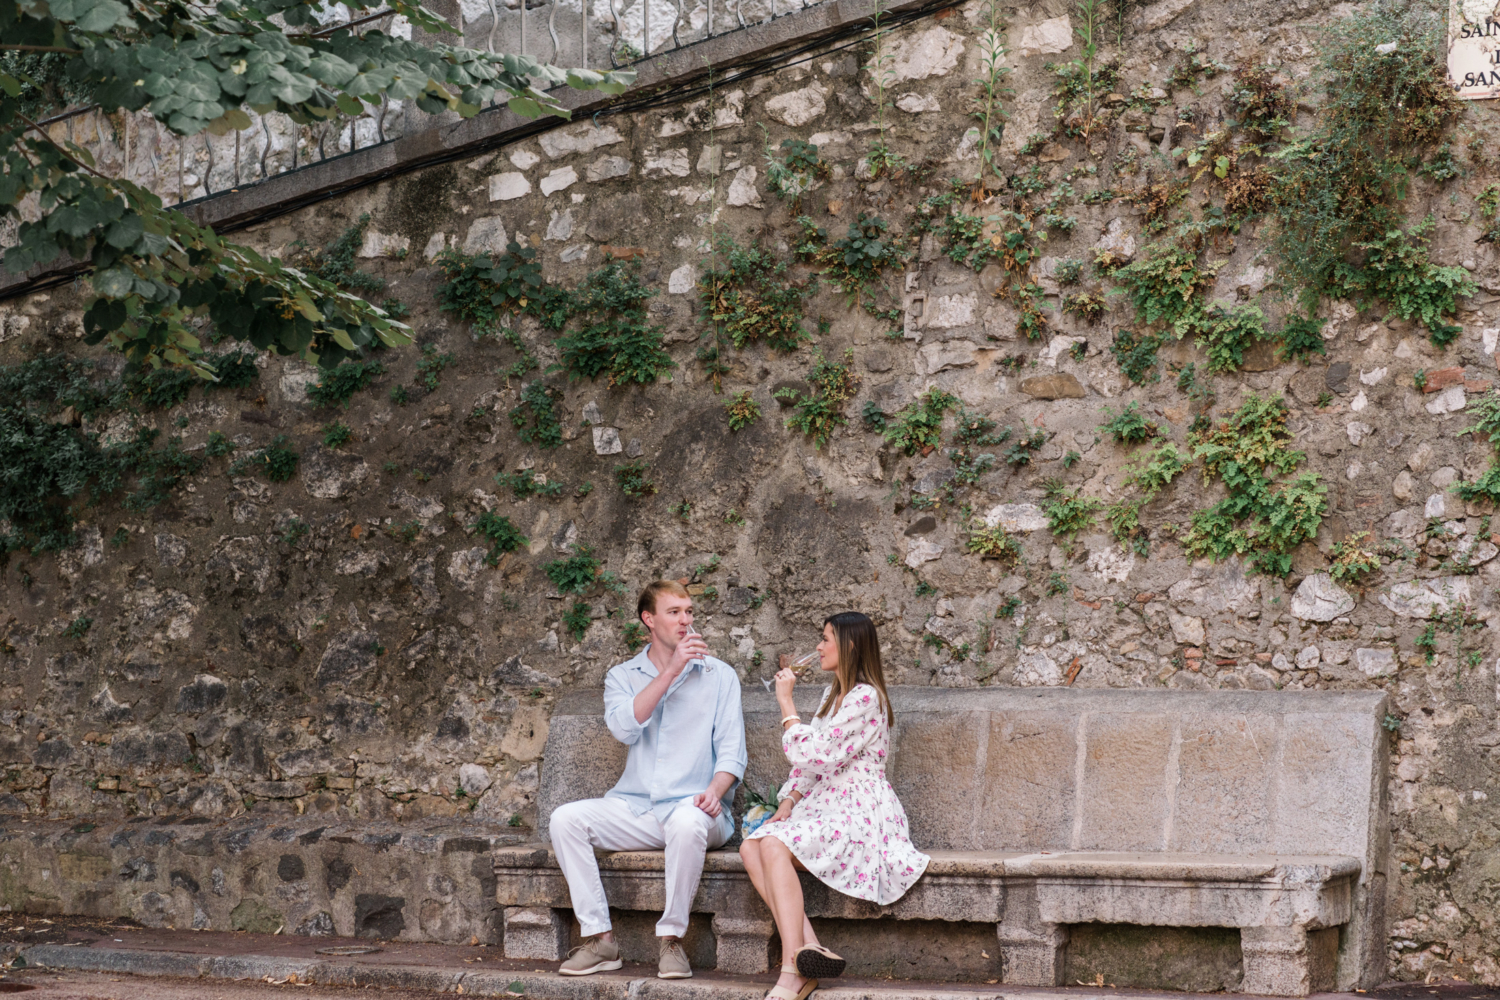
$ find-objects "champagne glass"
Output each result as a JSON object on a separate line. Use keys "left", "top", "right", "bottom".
{"left": 684, "top": 625, "right": 706, "bottom": 670}
{"left": 761, "top": 650, "right": 819, "bottom": 690}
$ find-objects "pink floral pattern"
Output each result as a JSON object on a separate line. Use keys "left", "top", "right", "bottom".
{"left": 745, "top": 684, "right": 929, "bottom": 905}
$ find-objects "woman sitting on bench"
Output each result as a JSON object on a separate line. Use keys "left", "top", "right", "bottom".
{"left": 741, "top": 611, "right": 930, "bottom": 1000}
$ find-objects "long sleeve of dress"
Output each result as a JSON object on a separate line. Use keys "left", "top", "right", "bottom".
{"left": 781, "top": 685, "right": 883, "bottom": 780}
{"left": 777, "top": 768, "right": 819, "bottom": 801}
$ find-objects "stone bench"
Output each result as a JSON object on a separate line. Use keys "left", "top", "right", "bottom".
{"left": 495, "top": 687, "right": 1389, "bottom": 995}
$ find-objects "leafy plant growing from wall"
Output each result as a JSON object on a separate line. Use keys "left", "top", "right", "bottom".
{"left": 509, "top": 382, "right": 564, "bottom": 449}
{"left": 1454, "top": 390, "right": 1500, "bottom": 504}
{"left": 912, "top": 184, "right": 1000, "bottom": 273}
{"left": 292, "top": 214, "right": 388, "bottom": 296}
{"left": 1181, "top": 394, "right": 1327, "bottom": 576}
{"left": 1329, "top": 531, "right": 1381, "bottom": 584}
{"left": 1124, "top": 441, "right": 1188, "bottom": 495}
{"left": 1103, "top": 439, "right": 1190, "bottom": 556}
{"left": 933, "top": 407, "right": 1010, "bottom": 510}
{"left": 545, "top": 547, "right": 603, "bottom": 595}
{"left": 883, "top": 389, "right": 959, "bottom": 456}
{"left": 863, "top": 0, "right": 913, "bottom": 181}
{"left": 435, "top": 243, "right": 560, "bottom": 331}
{"left": 1003, "top": 428, "right": 1048, "bottom": 467}
{"left": 776, "top": 349, "right": 860, "bottom": 449}
{"left": 1105, "top": 497, "right": 1149, "bottom": 555}
{"left": 621, "top": 620, "right": 648, "bottom": 652}
{"left": 308, "top": 360, "right": 387, "bottom": 409}
{"left": 562, "top": 601, "right": 593, "bottom": 641}
{"left": 474, "top": 512, "right": 528, "bottom": 565}
{"left": 413, "top": 344, "right": 456, "bottom": 393}
{"left": 1111, "top": 244, "right": 1274, "bottom": 374}
{"left": 725, "top": 392, "right": 761, "bottom": 432}
{"left": 697, "top": 236, "right": 816, "bottom": 392}
{"left": 615, "top": 460, "right": 658, "bottom": 499}
{"left": 433, "top": 244, "right": 553, "bottom": 377}
{"left": 795, "top": 214, "right": 907, "bottom": 324}
{"left": 1277, "top": 316, "right": 1328, "bottom": 365}
{"left": 1195, "top": 304, "right": 1269, "bottom": 374}
{"left": 969, "top": 0, "right": 1012, "bottom": 195}
{"left": 763, "top": 132, "right": 829, "bottom": 213}
{"left": 1046, "top": 0, "right": 1115, "bottom": 139}
{"left": 1330, "top": 219, "right": 1474, "bottom": 348}
{"left": 495, "top": 468, "right": 564, "bottom": 500}
{"left": 967, "top": 520, "right": 1020, "bottom": 561}
{"left": 230, "top": 435, "right": 300, "bottom": 483}
{"left": 1042, "top": 481, "right": 1102, "bottom": 542}
{"left": 1099, "top": 402, "right": 1157, "bottom": 445}
{"left": 1110, "top": 329, "right": 1163, "bottom": 385}
{"left": 554, "top": 261, "right": 675, "bottom": 387}
{"left": 1266, "top": 0, "right": 1463, "bottom": 345}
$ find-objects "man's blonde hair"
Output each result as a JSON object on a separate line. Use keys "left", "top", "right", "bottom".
{"left": 637, "top": 579, "right": 690, "bottom": 622}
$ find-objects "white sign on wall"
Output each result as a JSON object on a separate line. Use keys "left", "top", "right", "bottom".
{"left": 1451, "top": 0, "right": 1500, "bottom": 99}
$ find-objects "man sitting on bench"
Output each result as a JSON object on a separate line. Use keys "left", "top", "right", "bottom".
{"left": 550, "top": 579, "right": 747, "bottom": 981}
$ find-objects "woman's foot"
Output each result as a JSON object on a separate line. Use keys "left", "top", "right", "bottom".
{"left": 764, "top": 964, "right": 816, "bottom": 999}
{"left": 794, "top": 943, "right": 845, "bottom": 979}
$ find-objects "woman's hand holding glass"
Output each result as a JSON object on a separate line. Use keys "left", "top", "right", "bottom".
{"left": 774, "top": 667, "right": 799, "bottom": 702}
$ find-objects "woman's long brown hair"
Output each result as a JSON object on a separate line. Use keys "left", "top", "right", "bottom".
{"left": 815, "top": 611, "right": 894, "bottom": 726}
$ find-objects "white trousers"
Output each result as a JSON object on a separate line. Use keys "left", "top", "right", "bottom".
{"left": 550, "top": 797, "right": 727, "bottom": 939}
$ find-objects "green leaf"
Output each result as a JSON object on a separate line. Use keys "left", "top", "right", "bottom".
{"left": 49, "top": 0, "right": 133, "bottom": 31}
{"left": 506, "top": 96, "right": 546, "bottom": 118}
{"left": 104, "top": 213, "right": 145, "bottom": 249}
{"left": 93, "top": 267, "right": 135, "bottom": 297}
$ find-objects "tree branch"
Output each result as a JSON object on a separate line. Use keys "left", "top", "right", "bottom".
{"left": 0, "top": 45, "right": 85, "bottom": 53}
{"left": 15, "top": 111, "right": 111, "bottom": 181}
{"left": 299, "top": 9, "right": 398, "bottom": 38}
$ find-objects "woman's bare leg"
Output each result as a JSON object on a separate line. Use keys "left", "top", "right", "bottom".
{"left": 802, "top": 913, "right": 819, "bottom": 948}
{"left": 759, "top": 835, "right": 811, "bottom": 993}
{"left": 740, "top": 838, "right": 775, "bottom": 911}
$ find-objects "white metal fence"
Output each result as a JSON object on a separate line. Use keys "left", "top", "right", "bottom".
{"left": 31, "top": 0, "right": 831, "bottom": 209}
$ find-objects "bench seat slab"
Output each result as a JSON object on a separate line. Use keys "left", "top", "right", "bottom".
{"left": 495, "top": 847, "right": 1359, "bottom": 994}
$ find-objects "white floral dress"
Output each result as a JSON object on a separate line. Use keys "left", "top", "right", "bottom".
{"left": 745, "top": 683, "right": 929, "bottom": 905}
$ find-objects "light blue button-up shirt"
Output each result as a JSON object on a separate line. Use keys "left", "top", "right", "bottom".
{"left": 603, "top": 645, "right": 748, "bottom": 843}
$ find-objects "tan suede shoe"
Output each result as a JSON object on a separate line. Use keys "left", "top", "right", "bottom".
{"left": 658, "top": 936, "right": 693, "bottom": 979}
{"left": 559, "top": 935, "right": 622, "bottom": 976}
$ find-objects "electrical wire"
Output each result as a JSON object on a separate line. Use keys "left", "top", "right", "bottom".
{"left": 1, "top": 0, "right": 962, "bottom": 304}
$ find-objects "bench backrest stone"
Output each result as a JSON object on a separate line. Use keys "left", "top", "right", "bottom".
{"left": 538, "top": 687, "right": 1387, "bottom": 870}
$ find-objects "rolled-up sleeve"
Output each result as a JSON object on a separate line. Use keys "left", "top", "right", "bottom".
{"left": 711, "top": 670, "right": 748, "bottom": 780}
{"left": 603, "top": 666, "right": 646, "bottom": 745}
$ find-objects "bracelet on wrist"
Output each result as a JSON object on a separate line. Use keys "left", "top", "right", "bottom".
{"left": 781, "top": 714, "right": 801, "bottom": 725}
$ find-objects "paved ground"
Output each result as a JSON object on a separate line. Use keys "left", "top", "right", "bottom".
{"left": 0, "top": 969, "right": 449, "bottom": 999}
{"left": 0, "top": 916, "right": 1496, "bottom": 1000}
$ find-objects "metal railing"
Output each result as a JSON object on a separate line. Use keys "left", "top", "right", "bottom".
{"left": 28, "top": 0, "right": 829, "bottom": 210}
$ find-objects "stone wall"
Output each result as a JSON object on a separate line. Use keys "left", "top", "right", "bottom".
{"left": 1, "top": 0, "right": 1498, "bottom": 984}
